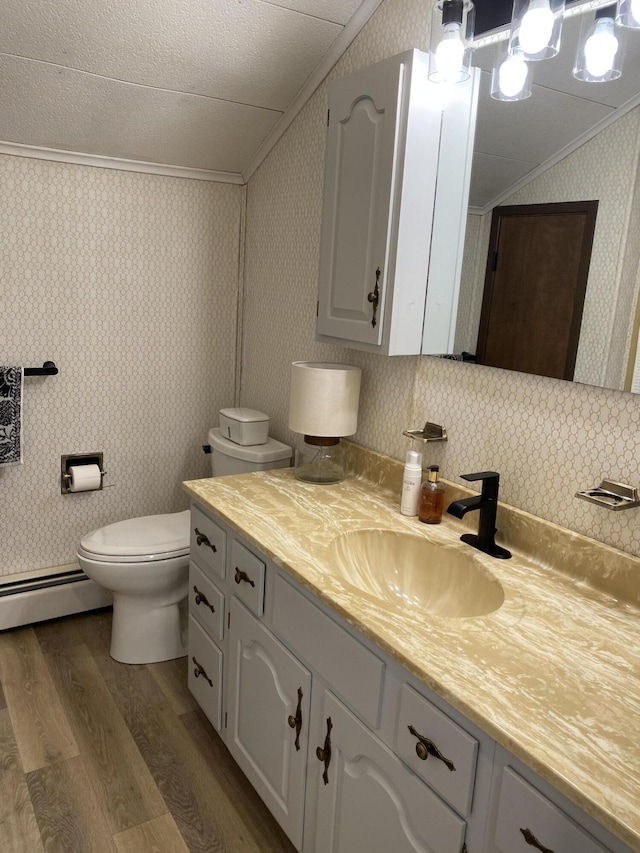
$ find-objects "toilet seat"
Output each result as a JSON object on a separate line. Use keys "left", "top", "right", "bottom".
{"left": 78, "top": 510, "right": 190, "bottom": 564}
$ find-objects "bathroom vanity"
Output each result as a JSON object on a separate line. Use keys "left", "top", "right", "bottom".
{"left": 183, "top": 453, "right": 640, "bottom": 853}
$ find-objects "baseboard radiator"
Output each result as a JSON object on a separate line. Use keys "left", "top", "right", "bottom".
{"left": 0, "top": 564, "right": 112, "bottom": 630}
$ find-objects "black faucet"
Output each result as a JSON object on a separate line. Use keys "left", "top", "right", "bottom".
{"left": 446, "top": 472, "right": 511, "bottom": 559}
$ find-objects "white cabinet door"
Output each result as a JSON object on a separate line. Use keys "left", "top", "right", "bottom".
{"left": 316, "top": 49, "right": 479, "bottom": 356}
{"left": 316, "top": 49, "right": 442, "bottom": 354}
{"left": 227, "top": 597, "right": 311, "bottom": 850}
{"left": 310, "top": 690, "right": 466, "bottom": 853}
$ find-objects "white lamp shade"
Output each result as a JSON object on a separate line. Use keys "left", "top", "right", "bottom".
{"left": 289, "top": 362, "right": 361, "bottom": 438}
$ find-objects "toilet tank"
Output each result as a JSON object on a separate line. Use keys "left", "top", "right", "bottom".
{"left": 208, "top": 428, "right": 292, "bottom": 476}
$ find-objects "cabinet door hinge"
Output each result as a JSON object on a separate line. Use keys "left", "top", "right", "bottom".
{"left": 316, "top": 300, "right": 319, "bottom": 317}
{"left": 227, "top": 611, "right": 231, "bottom": 630}
{"left": 224, "top": 711, "right": 228, "bottom": 729}
{"left": 327, "top": 108, "right": 330, "bottom": 127}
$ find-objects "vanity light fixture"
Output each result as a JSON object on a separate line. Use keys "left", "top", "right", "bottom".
{"left": 288, "top": 362, "right": 362, "bottom": 484}
{"left": 574, "top": 5, "right": 623, "bottom": 80}
{"left": 474, "top": 0, "right": 638, "bottom": 101}
{"left": 428, "top": 0, "right": 476, "bottom": 83}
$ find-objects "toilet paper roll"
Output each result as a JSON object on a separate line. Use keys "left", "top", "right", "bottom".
{"left": 68, "top": 464, "right": 102, "bottom": 493}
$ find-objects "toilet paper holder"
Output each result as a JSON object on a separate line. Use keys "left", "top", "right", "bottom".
{"left": 61, "top": 453, "right": 106, "bottom": 494}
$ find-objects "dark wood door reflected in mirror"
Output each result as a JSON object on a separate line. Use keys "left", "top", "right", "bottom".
{"left": 476, "top": 201, "right": 598, "bottom": 380}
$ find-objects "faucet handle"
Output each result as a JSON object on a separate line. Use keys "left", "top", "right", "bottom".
{"left": 460, "top": 471, "right": 501, "bottom": 501}
{"left": 460, "top": 471, "right": 499, "bottom": 482}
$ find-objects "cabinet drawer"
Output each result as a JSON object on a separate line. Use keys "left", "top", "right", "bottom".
{"left": 493, "top": 768, "right": 609, "bottom": 853}
{"left": 396, "top": 683, "right": 478, "bottom": 817}
{"left": 188, "top": 616, "right": 223, "bottom": 731}
{"left": 189, "top": 562, "right": 225, "bottom": 642}
{"left": 190, "top": 504, "right": 226, "bottom": 579}
{"left": 272, "top": 573, "right": 384, "bottom": 728}
{"left": 230, "top": 539, "right": 265, "bottom": 615}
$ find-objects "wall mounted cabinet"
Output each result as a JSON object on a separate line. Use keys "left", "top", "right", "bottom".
{"left": 316, "top": 50, "right": 479, "bottom": 356}
{"left": 187, "top": 501, "right": 633, "bottom": 853}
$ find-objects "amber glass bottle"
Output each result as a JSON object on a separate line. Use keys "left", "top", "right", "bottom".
{"left": 418, "top": 465, "right": 444, "bottom": 524}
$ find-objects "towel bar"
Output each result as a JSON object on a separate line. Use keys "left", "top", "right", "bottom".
{"left": 23, "top": 361, "right": 58, "bottom": 376}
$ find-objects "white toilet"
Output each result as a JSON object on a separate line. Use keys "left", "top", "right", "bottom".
{"left": 77, "top": 410, "right": 291, "bottom": 665}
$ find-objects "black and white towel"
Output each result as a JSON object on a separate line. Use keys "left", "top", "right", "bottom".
{"left": 0, "top": 366, "right": 23, "bottom": 466}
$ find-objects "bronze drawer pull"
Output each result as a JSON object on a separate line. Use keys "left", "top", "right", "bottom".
{"left": 193, "top": 585, "right": 215, "bottom": 613}
{"left": 194, "top": 528, "right": 217, "bottom": 552}
{"left": 287, "top": 687, "right": 304, "bottom": 751}
{"left": 520, "top": 828, "right": 554, "bottom": 853}
{"left": 235, "top": 567, "right": 255, "bottom": 587}
{"left": 408, "top": 724, "right": 456, "bottom": 771}
{"left": 316, "top": 716, "right": 333, "bottom": 785}
{"left": 192, "top": 656, "right": 213, "bottom": 687}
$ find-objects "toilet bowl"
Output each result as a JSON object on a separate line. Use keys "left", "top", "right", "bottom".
{"left": 77, "top": 510, "right": 190, "bottom": 664}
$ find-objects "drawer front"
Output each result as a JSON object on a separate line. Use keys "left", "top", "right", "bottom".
{"left": 190, "top": 504, "right": 226, "bottom": 579}
{"left": 272, "top": 573, "right": 384, "bottom": 728}
{"left": 230, "top": 539, "right": 265, "bottom": 615}
{"left": 396, "top": 683, "right": 478, "bottom": 817}
{"left": 189, "top": 562, "right": 225, "bottom": 642}
{"left": 493, "top": 768, "right": 609, "bottom": 853}
{"left": 188, "top": 616, "right": 223, "bottom": 731}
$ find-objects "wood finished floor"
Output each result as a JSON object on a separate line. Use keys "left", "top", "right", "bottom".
{"left": 0, "top": 608, "right": 296, "bottom": 853}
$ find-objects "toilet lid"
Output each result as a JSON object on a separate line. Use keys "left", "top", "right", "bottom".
{"left": 79, "top": 510, "right": 190, "bottom": 562}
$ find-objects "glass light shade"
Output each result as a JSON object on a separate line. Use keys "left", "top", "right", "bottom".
{"left": 509, "top": 0, "right": 565, "bottom": 60}
{"left": 491, "top": 47, "right": 532, "bottom": 100}
{"left": 428, "top": 0, "right": 475, "bottom": 84}
{"left": 574, "top": 10, "right": 623, "bottom": 81}
{"left": 616, "top": 0, "right": 640, "bottom": 28}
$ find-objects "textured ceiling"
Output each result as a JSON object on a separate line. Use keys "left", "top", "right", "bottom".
{"left": 0, "top": 0, "right": 369, "bottom": 177}
{"left": 0, "top": 0, "right": 638, "bottom": 202}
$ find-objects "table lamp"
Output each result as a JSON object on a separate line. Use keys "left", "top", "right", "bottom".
{"left": 288, "top": 362, "right": 362, "bottom": 484}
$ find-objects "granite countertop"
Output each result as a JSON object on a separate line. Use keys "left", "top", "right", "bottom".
{"left": 183, "top": 457, "right": 640, "bottom": 851}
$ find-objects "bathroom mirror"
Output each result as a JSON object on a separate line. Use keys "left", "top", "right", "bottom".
{"left": 424, "top": 9, "right": 640, "bottom": 393}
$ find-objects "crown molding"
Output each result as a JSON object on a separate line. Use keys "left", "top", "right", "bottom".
{"left": 0, "top": 140, "right": 244, "bottom": 184}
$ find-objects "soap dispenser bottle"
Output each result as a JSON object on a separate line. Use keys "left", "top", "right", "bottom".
{"left": 419, "top": 465, "right": 444, "bottom": 524}
{"left": 400, "top": 450, "right": 423, "bottom": 516}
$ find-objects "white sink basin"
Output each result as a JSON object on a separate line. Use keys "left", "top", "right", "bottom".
{"left": 327, "top": 529, "right": 504, "bottom": 618}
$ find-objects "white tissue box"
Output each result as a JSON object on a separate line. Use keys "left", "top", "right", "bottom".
{"left": 219, "top": 408, "right": 269, "bottom": 446}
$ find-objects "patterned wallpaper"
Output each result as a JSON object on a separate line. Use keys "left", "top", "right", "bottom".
{"left": 241, "top": 0, "right": 640, "bottom": 557}
{"left": 459, "top": 107, "right": 640, "bottom": 390}
{"left": 0, "top": 155, "right": 242, "bottom": 576}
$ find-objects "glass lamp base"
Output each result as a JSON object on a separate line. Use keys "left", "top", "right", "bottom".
{"left": 294, "top": 440, "right": 346, "bottom": 484}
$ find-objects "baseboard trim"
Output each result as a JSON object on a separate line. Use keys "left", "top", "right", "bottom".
{"left": 0, "top": 565, "right": 112, "bottom": 630}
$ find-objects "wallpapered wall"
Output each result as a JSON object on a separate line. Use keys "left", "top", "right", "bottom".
{"left": 458, "top": 107, "right": 640, "bottom": 390}
{"left": 0, "top": 157, "right": 242, "bottom": 576}
{"left": 240, "top": 0, "right": 640, "bottom": 557}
